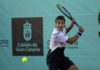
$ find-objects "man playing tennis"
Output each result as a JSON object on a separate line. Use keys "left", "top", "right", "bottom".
{"left": 47, "top": 16, "right": 84, "bottom": 70}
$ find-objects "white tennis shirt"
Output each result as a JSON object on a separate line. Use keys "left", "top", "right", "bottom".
{"left": 50, "top": 28, "right": 69, "bottom": 52}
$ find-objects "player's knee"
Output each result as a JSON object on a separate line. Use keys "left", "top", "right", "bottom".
{"left": 68, "top": 65, "right": 79, "bottom": 70}
{"left": 75, "top": 67, "right": 79, "bottom": 70}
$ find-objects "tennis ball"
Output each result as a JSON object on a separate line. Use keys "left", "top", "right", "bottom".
{"left": 22, "top": 57, "right": 28, "bottom": 63}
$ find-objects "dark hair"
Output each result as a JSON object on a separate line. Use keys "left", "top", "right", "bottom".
{"left": 55, "top": 16, "right": 65, "bottom": 22}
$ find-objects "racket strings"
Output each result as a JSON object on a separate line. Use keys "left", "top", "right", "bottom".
{"left": 57, "top": 5, "right": 73, "bottom": 20}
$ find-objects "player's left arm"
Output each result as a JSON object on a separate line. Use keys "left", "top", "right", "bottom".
{"left": 66, "top": 20, "right": 75, "bottom": 34}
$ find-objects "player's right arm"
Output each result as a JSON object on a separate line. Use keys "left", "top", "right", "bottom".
{"left": 67, "top": 26, "right": 84, "bottom": 44}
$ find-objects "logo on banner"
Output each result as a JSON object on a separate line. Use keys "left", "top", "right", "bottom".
{"left": 12, "top": 17, "right": 43, "bottom": 56}
{"left": 0, "top": 40, "right": 9, "bottom": 47}
{"left": 23, "top": 22, "right": 32, "bottom": 41}
{"left": 47, "top": 40, "right": 78, "bottom": 49}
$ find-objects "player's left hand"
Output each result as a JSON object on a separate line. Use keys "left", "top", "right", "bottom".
{"left": 71, "top": 19, "right": 76, "bottom": 24}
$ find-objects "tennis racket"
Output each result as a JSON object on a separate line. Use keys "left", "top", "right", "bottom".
{"left": 57, "top": 3, "right": 80, "bottom": 27}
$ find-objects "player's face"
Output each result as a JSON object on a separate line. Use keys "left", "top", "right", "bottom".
{"left": 55, "top": 19, "right": 65, "bottom": 30}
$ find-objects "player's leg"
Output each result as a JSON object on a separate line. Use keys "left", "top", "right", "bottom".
{"left": 46, "top": 49, "right": 58, "bottom": 70}
{"left": 47, "top": 63, "right": 58, "bottom": 70}
{"left": 60, "top": 57, "right": 78, "bottom": 70}
{"left": 68, "top": 65, "right": 79, "bottom": 70}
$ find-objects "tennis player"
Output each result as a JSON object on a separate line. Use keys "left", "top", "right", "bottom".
{"left": 47, "top": 16, "right": 84, "bottom": 70}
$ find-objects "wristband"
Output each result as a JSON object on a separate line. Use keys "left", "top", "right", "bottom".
{"left": 76, "top": 32, "right": 82, "bottom": 36}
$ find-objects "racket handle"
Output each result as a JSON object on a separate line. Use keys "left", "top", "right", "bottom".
{"left": 71, "top": 19, "right": 80, "bottom": 27}
{"left": 75, "top": 23, "right": 80, "bottom": 27}
{"left": 72, "top": 20, "right": 80, "bottom": 27}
